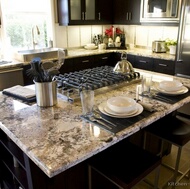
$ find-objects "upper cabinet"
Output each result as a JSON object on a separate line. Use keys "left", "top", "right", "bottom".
{"left": 113, "top": 0, "right": 141, "bottom": 25}
{"left": 95, "top": 0, "right": 113, "bottom": 24}
{"left": 57, "top": 0, "right": 113, "bottom": 25}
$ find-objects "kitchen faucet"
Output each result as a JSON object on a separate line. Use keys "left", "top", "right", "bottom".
{"left": 32, "top": 25, "right": 40, "bottom": 49}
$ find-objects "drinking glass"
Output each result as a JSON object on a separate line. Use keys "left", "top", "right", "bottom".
{"left": 80, "top": 89, "right": 94, "bottom": 116}
{"left": 142, "top": 75, "right": 152, "bottom": 95}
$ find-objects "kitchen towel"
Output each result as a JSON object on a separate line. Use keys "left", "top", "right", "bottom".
{"left": 3, "top": 85, "right": 36, "bottom": 102}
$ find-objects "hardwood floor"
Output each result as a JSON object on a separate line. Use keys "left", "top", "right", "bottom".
{"left": 134, "top": 141, "right": 190, "bottom": 189}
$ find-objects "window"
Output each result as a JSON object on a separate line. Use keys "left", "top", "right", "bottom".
{"left": 0, "top": 0, "right": 53, "bottom": 58}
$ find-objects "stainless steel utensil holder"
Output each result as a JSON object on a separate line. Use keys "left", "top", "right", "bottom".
{"left": 35, "top": 80, "right": 57, "bottom": 107}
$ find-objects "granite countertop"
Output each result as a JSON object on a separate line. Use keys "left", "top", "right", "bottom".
{"left": 0, "top": 69, "right": 190, "bottom": 178}
{"left": 66, "top": 47, "right": 175, "bottom": 61}
{"left": 0, "top": 47, "right": 175, "bottom": 70}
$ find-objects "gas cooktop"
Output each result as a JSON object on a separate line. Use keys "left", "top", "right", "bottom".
{"left": 54, "top": 66, "right": 141, "bottom": 102}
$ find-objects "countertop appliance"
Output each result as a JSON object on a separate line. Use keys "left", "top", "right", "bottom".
{"left": 54, "top": 66, "right": 140, "bottom": 102}
{"left": 140, "top": 0, "right": 181, "bottom": 23}
{"left": 152, "top": 41, "right": 166, "bottom": 53}
{"left": 175, "top": 0, "right": 190, "bottom": 78}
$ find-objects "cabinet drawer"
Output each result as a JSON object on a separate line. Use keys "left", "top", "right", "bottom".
{"left": 153, "top": 59, "right": 175, "bottom": 75}
{"left": 73, "top": 56, "right": 94, "bottom": 71}
{"left": 135, "top": 56, "right": 153, "bottom": 71}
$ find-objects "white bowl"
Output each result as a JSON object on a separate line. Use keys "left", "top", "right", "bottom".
{"left": 86, "top": 43, "right": 95, "bottom": 47}
{"left": 107, "top": 96, "right": 136, "bottom": 114}
{"left": 159, "top": 80, "right": 183, "bottom": 92}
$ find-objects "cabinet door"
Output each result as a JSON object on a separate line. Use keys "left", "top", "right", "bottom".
{"left": 113, "top": 0, "right": 140, "bottom": 24}
{"left": 135, "top": 56, "right": 153, "bottom": 71}
{"left": 153, "top": 59, "right": 175, "bottom": 75}
{"left": 59, "top": 58, "right": 74, "bottom": 74}
{"left": 93, "top": 53, "right": 112, "bottom": 67}
{"left": 95, "top": 0, "right": 113, "bottom": 24}
{"left": 73, "top": 56, "right": 94, "bottom": 71}
{"left": 58, "top": 0, "right": 96, "bottom": 25}
{"left": 69, "top": 0, "right": 95, "bottom": 25}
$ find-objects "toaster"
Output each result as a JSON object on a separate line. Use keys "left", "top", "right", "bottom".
{"left": 152, "top": 41, "right": 166, "bottom": 53}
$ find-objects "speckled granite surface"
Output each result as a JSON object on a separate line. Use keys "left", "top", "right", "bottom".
{"left": 1, "top": 69, "right": 189, "bottom": 178}
{"left": 0, "top": 47, "right": 175, "bottom": 70}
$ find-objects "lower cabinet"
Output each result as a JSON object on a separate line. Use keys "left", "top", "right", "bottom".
{"left": 135, "top": 56, "right": 153, "bottom": 71}
{"left": 153, "top": 58, "right": 175, "bottom": 75}
{"left": 126, "top": 54, "right": 175, "bottom": 75}
{"left": 22, "top": 52, "right": 175, "bottom": 86}
{"left": 0, "top": 129, "right": 89, "bottom": 189}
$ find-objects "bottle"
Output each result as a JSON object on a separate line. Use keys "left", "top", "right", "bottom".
{"left": 49, "top": 39, "right": 53, "bottom": 48}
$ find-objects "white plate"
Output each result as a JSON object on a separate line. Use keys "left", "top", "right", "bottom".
{"left": 98, "top": 102, "right": 143, "bottom": 118}
{"left": 84, "top": 46, "right": 98, "bottom": 50}
{"left": 155, "top": 84, "right": 188, "bottom": 96}
{"left": 104, "top": 104, "right": 138, "bottom": 116}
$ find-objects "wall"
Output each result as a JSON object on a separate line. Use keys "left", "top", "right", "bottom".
{"left": 54, "top": 24, "right": 179, "bottom": 49}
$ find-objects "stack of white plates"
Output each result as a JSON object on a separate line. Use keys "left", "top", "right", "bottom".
{"left": 98, "top": 96, "right": 143, "bottom": 118}
{"left": 156, "top": 80, "right": 188, "bottom": 95}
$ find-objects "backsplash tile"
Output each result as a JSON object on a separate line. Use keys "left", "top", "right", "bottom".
{"left": 147, "top": 26, "right": 164, "bottom": 47}
{"left": 67, "top": 26, "right": 80, "bottom": 48}
{"left": 135, "top": 26, "right": 149, "bottom": 47}
{"left": 54, "top": 24, "right": 178, "bottom": 50}
{"left": 80, "top": 26, "right": 92, "bottom": 46}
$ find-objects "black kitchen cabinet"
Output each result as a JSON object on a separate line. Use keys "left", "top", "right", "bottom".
{"left": 95, "top": 0, "right": 113, "bottom": 24}
{"left": 113, "top": 0, "right": 141, "bottom": 25}
{"left": 72, "top": 55, "right": 95, "bottom": 71}
{"left": 59, "top": 58, "right": 74, "bottom": 73}
{"left": 57, "top": 0, "right": 95, "bottom": 25}
{"left": 57, "top": 0, "right": 113, "bottom": 25}
{"left": 134, "top": 56, "right": 153, "bottom": 71}
{"left": 58, "top": 0, "right": 99, "bottom": 25}
{"left": 93, "top": 53, "right": 112, "bottom": 67}
{"left": 153, "top": 58, "right": 175, "bottom": 75}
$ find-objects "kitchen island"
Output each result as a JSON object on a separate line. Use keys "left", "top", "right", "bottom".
{"left": 1, "top": 69, "right": 190, "bottom": 189}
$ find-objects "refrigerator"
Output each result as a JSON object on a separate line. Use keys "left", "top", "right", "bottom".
{"left": 175, "top": 0, "right": 190, "bottom": 78}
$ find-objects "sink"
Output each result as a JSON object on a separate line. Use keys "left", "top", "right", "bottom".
{"left": 13, "top": 48, "right": 67, "bottom": 62}
{"left": 0, "top": 60, "right": 12, "bottom": 65}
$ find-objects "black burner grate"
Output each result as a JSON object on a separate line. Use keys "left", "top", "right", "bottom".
{"left": 55, "top": 66, "right": 140, "bottom": 91}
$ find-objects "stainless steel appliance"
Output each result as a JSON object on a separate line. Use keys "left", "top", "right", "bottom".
{"left": 140, "top": 0, "right": 181, "bottom": 23}
{"left": 175, "top": 0, "right": 190, "bottom": 78}
{"left": 152, "top": 40, "right": 166, "bottom": 53}
{"left": 0, "top": 67, "right": 24, "bottom": 91}
{"left": 55, "top": 66, "right": 140, "bottom": 102}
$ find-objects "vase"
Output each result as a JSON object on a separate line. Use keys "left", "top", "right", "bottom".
{"left": 170, "top": 45, "right": 176, "bottom": 55}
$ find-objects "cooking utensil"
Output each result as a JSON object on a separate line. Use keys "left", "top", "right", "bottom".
{"left": 27, "top": 57, "right": 45, "bottom": 82}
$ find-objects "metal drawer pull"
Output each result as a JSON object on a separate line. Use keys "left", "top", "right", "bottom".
{"left": 139, "top": 60, "right": 147, "bottom": 63}
{"left": 126, "top": 12, "right": 129, "bottom": 20}
{"left": 158, "top": 64, "right": 167, "bottom": 67}
{"left": 129, "top": 12, "right": 132, "bottom": 20}
{"left": 98, "top": 12, "right": 101, "bottom": 20}
{"left": 102, "top": 57, "right": 108, "bottom": 60}
{"left": 82, "top": 60, "right": 90, "bottom": 63}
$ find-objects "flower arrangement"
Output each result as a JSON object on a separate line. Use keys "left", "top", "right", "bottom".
{"left": 165, "top": 39, "right": 177, "bottom": 54}
{"left": 105, "top": 26, "right": 124, "bottom": 38}
{"left": 165, "top": 39, "right": 177, "bottom": 47}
